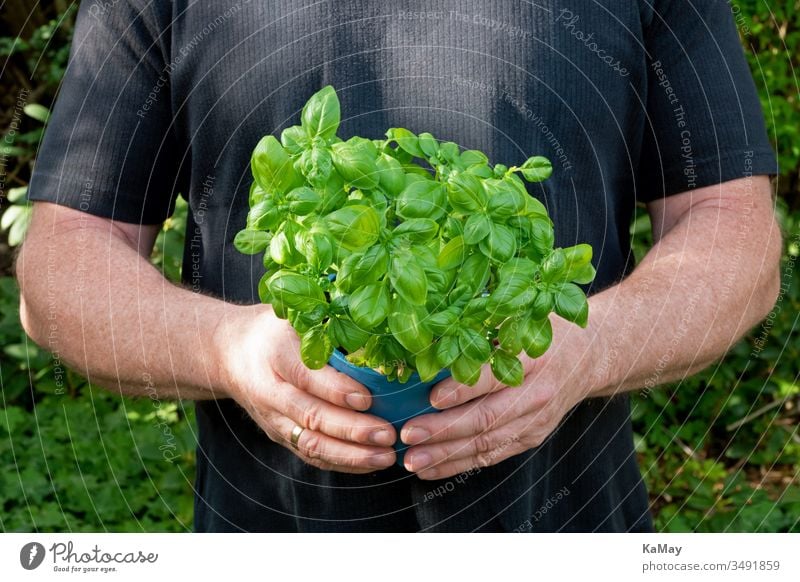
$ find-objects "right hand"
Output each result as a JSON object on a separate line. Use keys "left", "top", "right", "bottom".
{"left": 213, "top": 305, "right": 397, "bottom": 473}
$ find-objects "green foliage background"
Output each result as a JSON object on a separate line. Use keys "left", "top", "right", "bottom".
{"left": 1, "top": 2, "right": 798, "bottom": 532}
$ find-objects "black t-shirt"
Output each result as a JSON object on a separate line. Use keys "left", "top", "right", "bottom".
{"left": 29, "top": 0, "right": 776, "bottom": 532}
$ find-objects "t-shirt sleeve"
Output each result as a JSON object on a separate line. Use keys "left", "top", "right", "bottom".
{"left": 638, "top": 0, "right": 777, "bottom": 202}
{"left": 27, "top": 1, "right": 183, "bottom": 224}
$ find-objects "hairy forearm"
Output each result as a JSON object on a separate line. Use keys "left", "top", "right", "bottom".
{"left": 578, "top": 181, "right": 781, "bottom": 398}
{"left": 16, "top": 211, "right": 250, "bottom": 400}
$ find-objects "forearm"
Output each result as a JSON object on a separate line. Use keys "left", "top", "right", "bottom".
{"left": 16, "top": 211, "right": 253, "bottom": 400}
{"left": 576, "top": 181, "right": 781, "bottom": 398}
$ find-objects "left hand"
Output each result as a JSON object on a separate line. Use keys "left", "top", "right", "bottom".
{"left": 400, "top": 319, "right": 599, "bottom": 480}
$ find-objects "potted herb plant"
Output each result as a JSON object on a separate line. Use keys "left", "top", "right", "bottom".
{"left": 234, "top": 86, "right": 595, "bottom": 459}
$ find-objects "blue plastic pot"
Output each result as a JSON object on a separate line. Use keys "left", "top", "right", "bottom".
{"left": 328, "top": 350, "right": 451, "bottom": 466}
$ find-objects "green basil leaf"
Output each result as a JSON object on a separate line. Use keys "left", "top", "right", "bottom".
{"left": 562, "top": 244, "right": 594, "bottom": 281}
{"left": 466, "top": 164, "right": 494, "bottom": 179}
{"left": 437, "top": 236, "right": 466, "bottom": 270}
{"left": 389, "top": 253, "right": 428, "bottom": 305}
{"left": 249, "top": 183, "right": 267, "bottom": 206}
{"left": 258, "top": 272, "right": 272, "bottom": 304}
{"left": 348, "top": 283, "right": 390, "bottom": 329}
{"left": 388, "top": 298, "right": 433, "bottom": 354}
{"left": 291, "top": 304, "right": 328, "bottom": 334}
{"left": 435, "top": 334, "right": 461, "bottom": 368}
{"left": 415, "top": 345, "right": 442, "bottom": 382}
{"left": 497, "top": 317, "right": 524, "bottom": 354}
{"left": 541, "top": 248, "right": 567, "bottom": 282}
{"left": 463, "top": 213, "right": 492, "bottom": 244}
{"left": 246, "top": 199, "right": 279, "bottom": 230}
{"left": 426, "top": 308, "right": 461, "bottom": 335}
{"left": 251, "top": 135, "right": 304, "bottom": 194}
{"left": 523, "top": 194, "right": 549, "bottom": 218}
{"left": 375, "top": 154, "right": 406, "bottom": 197}
{"left": 396, "top": 179, "right": 447, "bottom": 221}
{"left": 286, "top": 186, "right": 321, "bottom": 216}
{"left": 296, "top": 230, "right": 333, "bottom": 272}
{"left": 280, "top": 125, "right": 308, "bottom": 155}
{"left": 334, "top": 252, "right": 361, "bottom": 293}
{"left": 300, "top": 324, "right": 334, "bottom": 370}
{"left": 531, "top": 217, "right": 555, "bottom": 255}
{"left": 479, "top": 222, "right": 517, "bottom": 263}
{"left": 487, "top": 280, "right": 537, "bottom": 318}
{"left": 324, "top": 205, "right": 381, "bottom": 251}
{"left": 529, "top": 290, "right": 555, "bottom": 319}
{"left": 463, "top": 296, "right": 490, "bottom": 320}
{"left": 570, "top": 263, "right": 597, "bottom": 285}
{"left": 301, "top": 147, "right": 334, "bottom": 188}
{"left": 491, "top": 350, "right": 524, "bottom": 386}
{"left": 330, "top": 316, "right": 370, "bottom": 353}
{"left": 442, "top": 216, "right": 464, "bottom": 238}
{"left": 438, "top": 142, "right": 460, "bottom": 164}
{"left": 417, "top": 132, "right": 439, "bottom": 158}
{"left": 447, "top": 172, "right": 487, "bottom": 213}
{"left": 521, "top": 317, "right": 553, "bottom": 358}
{"left": 486, "top": 178, "right": 527, "bottom": 218}
{"left": 457, "top": 252, "right": 490, "bottom": 294}
{"left": 553, "top": 282, "right": 589, "bottom": 327}
{"left": 451, "top": 354, "right": 483, "bottom": 386}
{"left": 393, "top": 218, "right": 439, "bottom": 242}
{"left": 270, "top": 229, "right": 296, "bottom": 265}
{"left": 520, "top": 156, "right": 553, "bottom": 182}
{"left": 458, "top": 328, "right": 492, "bottom": 362}
{"left": 350, "top": 244, "right": 389, "bottom": 288}
{"left": 234, "top": 229, "right": 271, "bottom": 255}
{"left": 267, "top": 271, "right": 327, "bottom": 311}
{"left": 301, "top": 85, "right": 341, "bottom": 140}
{"left": 499, "top": 258, "right": 538, "bottom": 281}
{"left": 331, "top": 138, "right": 379, "bottom": 189}
{"left": 387, "top": 127, "right": 425, "bottom": 157}
{"left": 460, "top": 149, "right": 489, "bottom": 167}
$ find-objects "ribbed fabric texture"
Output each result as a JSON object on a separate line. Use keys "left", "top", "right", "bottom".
{"left": 29, "top": 0, "right": 776, "bottom": 532}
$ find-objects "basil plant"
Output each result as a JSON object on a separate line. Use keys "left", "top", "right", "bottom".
{"left": 234, "top": 86, "right": 596, "bottom": 386}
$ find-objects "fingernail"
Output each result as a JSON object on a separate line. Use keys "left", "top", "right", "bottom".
{"left": 402, "top": 427, "right": 431, "bottom": 445}
{"left": 369, "top": 453, "right": 394, "bottom": 469}
{"left": 346, "top": 392, "right": 369, "bottom": 410}
{"left": 369, "top": 429, "right": 394, "bottom": 446}
{"left": 405, "top": 452, "right": 432, "bottom": 472}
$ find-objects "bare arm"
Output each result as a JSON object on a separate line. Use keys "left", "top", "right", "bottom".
{"left": 17, "top": 202, "right": 397, "bottom": 472}
{"left": 401, "top": 176, "right": 783, "bottom": 478}
{"left": 586, "top": 174, "right": 782, "bottom": 397}
{"left": 17, "top": 202, "right": 230, "bottom": 399}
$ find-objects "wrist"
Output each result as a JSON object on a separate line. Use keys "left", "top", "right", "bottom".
{"left": 209, "top": 302, "right": 271, "bottom": 400}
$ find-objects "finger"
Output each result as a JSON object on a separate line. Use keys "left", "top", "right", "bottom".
{"left": 415, "top": 439, "right": 521, "bottom": 480}
{"left": 273, "top": 348, "right": 373, "bottom": 411}
{"left": 274, "top": 381, "right": 397, "bottom": 447}
{"left": 271, "top": 414, "right": 396, "bottom": 473}
{"left": 429, "top": 363, "right": 506, "bottom": 410}
{"left": 404, "top": 422, "right": 521, "bottom": 473}
{"left": 401, "top": 388, "right": 528, "bottom": 445}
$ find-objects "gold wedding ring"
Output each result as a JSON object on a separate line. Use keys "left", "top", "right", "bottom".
{"left": 290, "top": 424, "right": 305, "bottom": 450}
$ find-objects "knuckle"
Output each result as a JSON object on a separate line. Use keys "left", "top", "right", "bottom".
{"left": 300, "top": 401, "right": 324, "bottom": 433}
{"left": 349, "top": 424, "right": 373, "bottom": 445}
{"left": 302, "top": 432, "right": 324, "bottom": 461}
{"left": 473, "top": 431, "right": 495, "bottom": 456}
{"left": 473, "top": 405, "right": 498, "bottom": 434}
{"left": 286, "top": 357, "right": 309, "bottom": 387}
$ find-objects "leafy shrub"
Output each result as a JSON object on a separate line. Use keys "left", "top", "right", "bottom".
{"left": 238, "top": 86, "right": 595, "bottom": 385}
